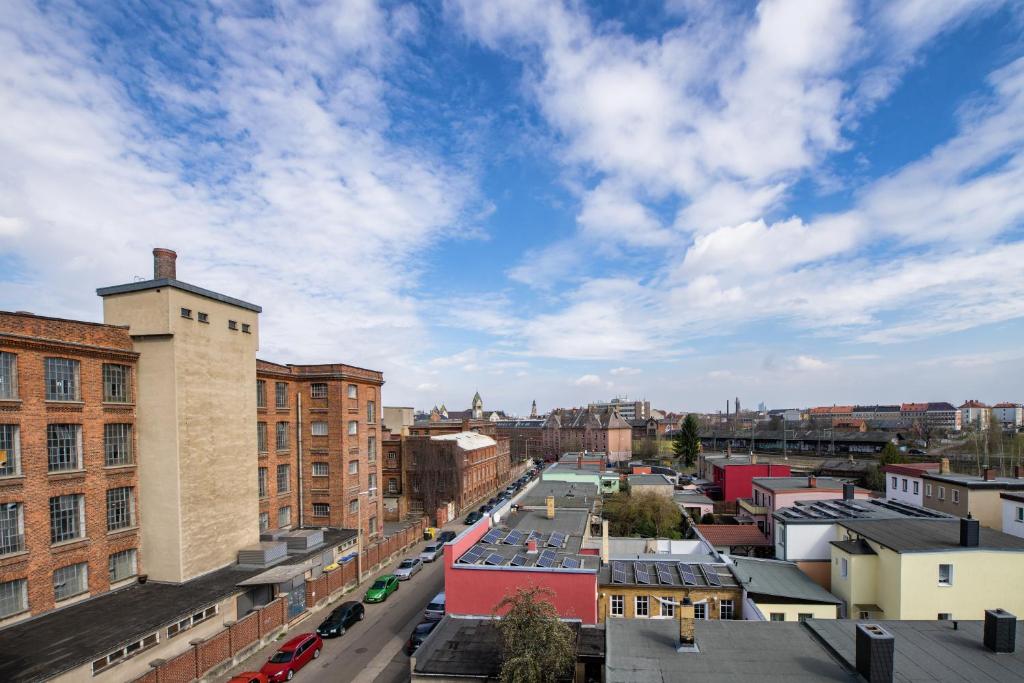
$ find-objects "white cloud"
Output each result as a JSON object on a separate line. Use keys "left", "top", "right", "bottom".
{"left": 791, "top": 355, "right": 829, "bottom": 371}
{"left": 416, "top": 382, "right": 438, "bottom": 391}
{"left": 574, "top": 374, "right": 602, "bottom": 386}
{"left": 609, "top": 366, "right": 641, "bottom": 376}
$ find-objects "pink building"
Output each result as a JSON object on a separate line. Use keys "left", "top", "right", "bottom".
{"left": 741, "top": 476, "right": 871, "bottom": 543}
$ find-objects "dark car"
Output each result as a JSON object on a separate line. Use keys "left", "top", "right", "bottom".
{"left": 487, "top": 497, "right": 499, "bottom": 506}
{"left": 478, "top": 504, "right": 493, "bottom": 513}
{"left": 405, "top": 620, "right": 439, "bottom": 655}
{"left": 464, "top": 511, "right": 484, "bottom": 525}
{"left": 437, "top": 530, "right": 456, "bottom": 544}
{"left": 316, "top": 601, "right": 364, "bottom": 638}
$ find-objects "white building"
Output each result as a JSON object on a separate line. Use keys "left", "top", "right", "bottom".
{"left": 958, "top": 400, "right": 991, "bottom": 430}
{"left": 1002, "top": 493, "right": 1024, "bottom": 540}
{"left": 883, "top": 463, "right": 942, "bottom": 507}
{"left": 992, "top": 403, "right": 1023, "bottom": 429}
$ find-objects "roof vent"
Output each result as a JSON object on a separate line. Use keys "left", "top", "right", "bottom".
{"left": 960, "top": 517, "right": 980, "bottom": 548}
{"left": 984, "top": 609, "right": 1016, "bottom": 653}
{"left": 855, "top": 623, "right": 895, "bottom": 683}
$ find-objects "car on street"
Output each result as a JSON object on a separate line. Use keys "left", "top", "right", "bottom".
{"left": 364, "top": 575, "right": 399, "bottom": 603}
{"left": 394, "top": 557, "right": 423, "bottom": 580}
{"left": 487, "top": 497, "right": 499, "bottom": 506}
{"left": 464, "top": 511, "right": 484, "bottom": 525}
{"left": 260, "top": 633, "right": 322, "bottom": 681}
{"left": 405, "top": 620, "right": 439, "bottom": 655}
{"left": 316, "top": 601, "right": 364, "bottom": 638}
{"left": 437, "top": 530, "right": 457, "bottom": 544}
{"left": 478, "top": 504, "right": 493, "bottom": 514}
{"left": 228, "top": 674, "right": 269, "bottom": 683}
{"left": 424, "top": 592, "right": 446, "bottom": 621}
{"left": 420, "top": 542, "right": 443, "bottom": 563}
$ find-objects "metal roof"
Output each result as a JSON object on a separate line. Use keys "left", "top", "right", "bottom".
{"left": 839, "top": 519, "right": 1024, "bottom": 553}
{"left": 728, "top": 557, "right": 842, "bottom": 605}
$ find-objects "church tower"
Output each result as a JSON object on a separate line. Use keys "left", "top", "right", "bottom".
{"left": 472, "top": 391, "right": 483, "bottom": 419}
{"left": 530, "top": 399, "right": 538, "bottom": 418}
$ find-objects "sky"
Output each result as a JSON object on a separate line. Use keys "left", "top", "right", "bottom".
{"left": 2, "top": 0, "right": 1024, "bottom": 415}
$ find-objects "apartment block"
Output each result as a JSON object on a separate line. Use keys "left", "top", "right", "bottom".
{"left": 0, "top": 313, "right": 140, "bottom": 624}
{"left": 921, "top": 467, "right": 1024, "bottom": 528}
{"left": 958, "top": 400, "right": 991, "bottom": 429}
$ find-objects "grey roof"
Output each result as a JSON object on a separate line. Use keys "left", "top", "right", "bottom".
{"left": 774, "top": 497, "right": 955, "bottom": 524}
{"left": 605, "top": 619, "right": 851, "bottom": 682}
{"left": 839, "top": 519, "right": 1024, "bottom": 553}
{"left": 97, "top": 277, "right": 262, "bottom": 312}
{"left": 629, "top": 474, "right": 674, "bottom": 486}
{"left": 728, "top": 557, "right": 841, "bottom": 605}
{"left": 545, "top": 461, "right": 605, "bottom": 474}
{"left": 807, "top": 619, "right": 1024, "bottom": 682}
{"left": 673, "top": 491, "right": 715, "bottom": 506}
{"left": 516, "top": 480, "right": 600, "bottom": 508}
{"left": 452, "top": 509, "right": 596, "bottom": 570}
{"left": 830, "top": 538, "right": 877, "bottom": 555}
{"left": 598, "top": 561, "right": 736, "bottom": 589}
{"left": 922, "top": 472, "right": 1024, "bottom": 489}
{"left": 752, "top": 476, "right": 858, "bottom": 492}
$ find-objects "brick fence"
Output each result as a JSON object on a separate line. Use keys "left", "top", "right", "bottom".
{"left": 133, "top": 518, "right": 428, "bottom": 682}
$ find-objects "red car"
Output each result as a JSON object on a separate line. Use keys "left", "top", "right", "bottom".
{"left": 259, "top": 632, "right": 322, "bottom": 681}
{"left": 228, "top": 675, "right": 269, "bottom": 683}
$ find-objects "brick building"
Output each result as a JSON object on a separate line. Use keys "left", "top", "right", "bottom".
{"left": 256, "top": 360, "right": 385, "bottom": 540}
{"left": 0, "top": 312, "right": 140, "bottom": 625}
{"left": 382, "top": 428, "right": 407, "bottom": 522}
{"left": 541, "top": 407, "right": 632, "bottom": 462}
{"left": 494, "top": 418, "right": 544, "bottom": 462}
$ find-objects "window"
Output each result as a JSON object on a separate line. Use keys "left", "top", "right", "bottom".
{"left": 197, "top": 312, "right": 208, "bottom": 323}
{"left": 388, "top": 478, "right": 399, "bottom": 494}
{"left": 257, "top": 422, "right": 268, "bottom": 453}
{"left": 348, "top": 460, "right": 359, "bottom": 475}
{"left": 938, "top": 613, "right": 952, "bottom": 621}
{"left": 311, "top": 383, "right": 328, "bottom": 399}
{"left": 349, "top": 499, "right": 358, "bottom": 514}
{"left": 720, "top": 600, "right": 735, "bottom": 620}
{"left": 275, "top": 382, "right": 288, "bottom": 408}
{"left": 180, "top": 307, "right": 192, "bottom": 319}
{"left": 0, "top": 352, "right": 17, "bottom": 400}
{"left": 610, "top": 595, "right": 624, "bottom": 617}
{"left": 938, "top": 563, "right": 953, "bottom": 586}
{"left": 798, "top": 613, "right": 813, "bottom": 622}
{"left": 661, "top": 597, "right": 675, "bottom": 618}
{"left": 259, "top": 512, "right": 269, "bottom": 531}
{"left": 0, "top": 424, "right": 21, "bottom": 477}
{"left": 45, "top": 358, "right": 80, "bottom": 401}
{"left": 312, "top": 462, "right": 329, "bottom": 477}
{"left": 311, "top": 421, "right": 328, "bottom": 436}
{"left": 276, "top": 422, "right": 289, "bottom": 450}
{"left": 47, "top": 424, "right": 82, "bottom": 472}
{"left": 109, "top": 549, "right": 137, "bottom": 583}
{"left": 228, "top": 320, "right": 237, "bottom": 330}
{"left": 369, "top": 515, "right": 377, "bottom": 534}
{"left": 104, "top": 424, "right": 133, "bottom": 466}
{"left": 0, "top": 579, "right": 27, "bottom": 619}
{"left": 107, "top": 487, "right": 135, "bottom": 531}
{"left": 347, "top": 384, "right": 357, "bottom": 399}
{"left": 277, "top": 465, "right": 290, "bottom": 494}
{"left": 913, "top": 481, "right": 919, "bottom": 495}
{"left": 167, "top": 605, "right": 217, "bottom": 638}
{"left": 858, "top": 610, "right": 870, "bottom": 619}
{"left": 693, "top": 602, "right": 706, "bottom": 620}
{"left": 635, "top": 595, "right": 649, "bottom": 617}
{"left": 91, "top": 631, "right": 158, "bottom": 674}
{"left": 902, "top": 479, "right": 908, "bottom": 492}
{"left": 0, "top": 503, "right": 24, "bottom": 555}
{"left": 313, "top": 503, "right": 330, "bottom": 517}
{"left": 53, "top": 562, "right": 88, "bottom": 601}
{"left": 368, "top": 474, "right": 377, "bottom": 494}
{"left": 891, "top": 476, "right": 897, "bottom": 488}
{"left": 938, "top": 486, "right": 945, "bottom": 501}
{"left": 348, "top": 420, "right": 358, "bottom": 436}
{"left": 278, "top": 506, "right": 291, "bottom": 527}
{"left": 241, "top": 323, "right": 251, "bottom": 334}
{"left": 1017, "top": 506, "right": 1023, "bottom": 522}
{"left": 102, "top": 364, "right": 131, "bottom": 403}
{"left": 257, "top": 380, "right": 266, "bottom": 408}
{"left": 387, "top": 450, "right": 398, "bottom": 464}
{"left": 367, "top": 401, "right": 376, "bottom": 423}
{"left": 925, "top": 483, "right": 932, "bottom": 497}
{"left": 840, "top": 557, "right": 849, "bottom": 578}
{"left": 258, "top": 468, "right": 268, "bottom": 498}
{"left": 50, "top": 494, "right": 84, "bottom": 543}
{"left": 368, "top": 436, "right": 376, "bottom": 461}
{"left": 952, "top": 490, "right": 960, "bottom": 504}
{"left": 770, "top": 613, "right": 786, "bottom": 622}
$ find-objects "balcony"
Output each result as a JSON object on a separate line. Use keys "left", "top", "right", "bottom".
{"left": 737, "top": 498, "right": 768, "bottom": 516}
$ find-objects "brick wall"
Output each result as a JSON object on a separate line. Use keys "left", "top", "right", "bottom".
{"left": 195, "top": 628, "right": 231, "bottom": 673}
{"left": 158, "top": 648, "right": 197, "bottom": 683}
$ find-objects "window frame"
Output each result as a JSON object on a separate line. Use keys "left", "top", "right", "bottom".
{"left": 276, "top": 422, "right": 289, "bottom": 451}
{"left": 312, "top": 462, "right": 329, "bottom": 477}
{"left": 311, "top": 421, "right": 328, "bottom": 436}
{"left": 104, "top": 423, "right": 133, "bottom": 467}
{"left": 310, "top": 383, "right": 328, "bottom": 399}
{"left": 278, "top": 506, "right": 291, "bottom": 527}
{"left": 108, "top": 548, "right": 138, "bottom": 583}
{"left": 312, "top": 503, "right": 330, "bottom": 517}
{"left": 938, "top": 563, "right": 953, "bottom": 586}
{"left": 0, "top": 578, "right": 28, "bottom": 619}
{"left": 276, "top": 464, "right": 291, "bottom": 494}
{"left": 609, "top": 594, "right": 624, "bottom": 617}
{"left": 347, "top": 384, "right": 357, "bottom": 399}
{"left": 0, "top": 503, "right": 25, "bottom": 556}
{"left": 275, "top": 382, "right": 288, "bottom": 409}
{"left": 693, "top": 602, "right": 707, "bottom": 620}
{"left": 47, "top": 424, "right": 82, "bottom": 472}
{"left": 258, "top": 467, "right": 268, "bottom": 498}
{"left": 0, "top": 424, "right": 21, "bottom": 477}
{"left": 102, "top": 364, "right": 132, "bottom": 403}
{"left": 634, "top": 595, "right": 649, "bottom": 618}
{"left": 106, "top": 487, "right": 136, "bottom": 531}
{"left": 256, "top": 380, "right": 266, "bottom": 408}
{"left": 53, "top": 562, "right": 89, "bottom": 602}
{"left": 348, "top": 460, "right": 359, "bottom": 475}
{"left": 49, "top": 493, "right": 85, "bottom": 544}
{"left": 719, "top": 599, "right": 735, "bottom": 620}
{"left": 45, "top": 358, "right": 80, "bottom": 401}
{"left": 0, "top": 352, "right": 19, "bottom": 400}
{"left": 348, "top": 420, "right": 358, "bottom": 436}
{"left": 257, "top": 422, "right": 268, "bottom": 453}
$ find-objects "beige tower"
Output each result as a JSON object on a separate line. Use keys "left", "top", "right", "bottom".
{"left": 98, "top": 248, "right": 261, "bottom": 583}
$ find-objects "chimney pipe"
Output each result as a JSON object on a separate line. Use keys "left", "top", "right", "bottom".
{"left": 153, "top": 248, "right": 177, "bottom": 280}
{"left": 984, "top": 609, "right": 1017, "bottom": 653}
{"left": 601, "top": 519, "right": 609, "bottom": 565}
{"left": 983, "top": 467, "right": 996, "bottom": 481}
{"left": 940, "top": 458, "right": 950, "bottom": 475}
{"left": 526, "top": 539, "right": 538, "bottom": 554}
{"left": 546, "top": 496, "right": 555, "bottom": 520}
{"left": 855, "top": 624, "right": 895, "bottom": 683}
{"left": 843, "top": 483, "right": 855, "bottom": 501}
{"left": 750, "top": 453, "right": 758, "bottom": 465}
{"left": 808, "top": 475, "right": 817, "bottom": 488}
{"left": 677, "top": 597, "right": 696, "bottom": 649}
{"left": 960, "top": 516, "right": 980, "bottom": 548}
{"left": 1015, "top": 465, "right": 1022, "bottom": 479}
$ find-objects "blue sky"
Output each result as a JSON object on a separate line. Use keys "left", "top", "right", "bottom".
{"left": 2, "top": 0, "right": 1024, "bottom": 414}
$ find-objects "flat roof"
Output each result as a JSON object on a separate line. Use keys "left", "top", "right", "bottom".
{"left": 452, "top": 509, "right": 596, "bottom": 570}
{"left": 629, "top": 474, "right": 674, "bottom": 486}
{"left": 922, "top": 472, "right": 1024, "bottom": 489}
{"left": 728, "top": 557, "right": 841, "bottom": 605}
{"left": 598, "top": 561, "right": 736, "bottom": 589}
{"left": 97, "top": 277, "right": 262, "bottom": 312}
{"left": 839, "top": 519, "right": 1024, "bottom": 553}
{"left": 752, "top": 476, "right": 861, "bottom": 492}
{"left": 673, "top": 491, "right": 715, "bottom": 506}
{"left": 774, "top": 497, "right": 955, "bottom": 524}
{"left": 431, "top": 431, "right": 497, "bottom": 450}
{"left": 516, "top": 480, "right": 600, "bottom": 508}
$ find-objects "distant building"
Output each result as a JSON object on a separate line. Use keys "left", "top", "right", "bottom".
{"left": 883, "top": 462, "right": 942, "bottom": 507}
{"left": 992, "top": 402, "right": 1023, "bottom": 429}
{"left": 745, "top": 477, "right": 870, "bottom": 545}
{"left": 958, "top": 400, "right": 991, "bottom": 430}
{"left": 627, "top": 474, "right": 675, "bottom": 498}
{"left": 382, "top": 406, "right": 414, "bottom": 436}
{"left": 922, "top": 468, "right": 1024, "bottom": 528}
{"left": 429, "top": 392, "right": 509, "bottom": 423}
{"left": 697, "top": 452, "right": 792, "bottom": 502}
{"left": 543, "top": 407, "right": 632, "bottom": 462}
{"left": 588, "top": 397, "right": 651, "bottom": 421}
{"left": 494, "top": 417, "right": 545, "bottom": 462}
{"left": 728, "top": 556, "right": 842, "bottom": 621}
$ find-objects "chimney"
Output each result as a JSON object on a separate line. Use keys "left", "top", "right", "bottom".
{"left": 725, "top": 444, "right": 731, "bottom": 459}
{"left": 855, "top": 624, "right": 895, "bottom": 683}
{"left": 960, "top": 516, "right": 980, "bottom": 548}
{"left": 808, "top": 475, "right": 817, "bottom": 488}
{"left": 843, "top": 482, "right": 855, "bottom": 501}
{"left": 940, "top": 458, "right": 950, "bottom": 474}
{"left": 983, "top": 467, "right": 996, "bottom": 481}
{"left": 983, "top": 609, "right": 1017, "bottom": 653}
{"left": 153, "top": 248, "right": 177, "bottom": 279}
{"left": 601, "top": 519, "right": 609, "bottom": 564}
{"left": 677, "top": 597, "right": 696, "bottom": 649}
{"left": 577, "top": 453, "right": 583, "bottom": 470}
{"left": 1015, "top": 466, "right": 1022, "bottom": 479}
{"left": 526, "top": 539, "right": 538, "bottom": 554}
{"left": 546, "top": 495, "right": 555, "bottom": 520}
{"left": 750, "top": 453, "right": 758, "bottom": 465}
{"left": 461, "top": 419, "right": 470, "bottom": 432}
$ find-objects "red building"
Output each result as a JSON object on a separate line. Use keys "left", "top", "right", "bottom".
{"left": 699, "top": 453, "right": 792, "bottom": 502}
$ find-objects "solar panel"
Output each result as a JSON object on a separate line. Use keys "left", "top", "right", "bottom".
{"left": 481, "top": 528, "right": 503, "bottom": 545}
{"left": 561, "top": 557, "right": 581, "bottom": 569}
{"left": 655, "top": 562, "right": 675, "bottom": 585}
{"left": 536, "top": 549, "right": 557, "bottom": 568}
{"left": 547, "top": 532, "right": 566, "bottom": 548}
{"left": 459, "top": 546, "right": 485, "bottom": 564}
{"left": 510, "top": 554, "right": 529, "bottom": 567}
{"left": 612, "top": 561, "right": 627, "bottom": 584}
{"left": 503, "top": 530, "right": 524, "bottom": 545}
{"left": 527, "top": 530, "right": 542, "bottom": 543}
{"left": 678, "top": 562, "right": 698, "bottom": 586}
{"left": 634, "top": 562, "right": 652, "bottom": 585}
{"left": 484, "top": 552, "right": 505, "bottom": 566}
{"left": 700, "top": 564, "right": 722, "bottom": 587}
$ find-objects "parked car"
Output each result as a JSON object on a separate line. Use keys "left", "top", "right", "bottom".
{"left": 228, "top": 674, "right": 269, "bottom": 683}
{"left": 364, "top": 575, "right": 399, "bottom": 603}
{"left": 487, "top": 497, "right": 499, "bottom": 506}
{"left": 405, "top": 620, "right": 439, "bottom": 655}
{"left": 464, "top": 511, "right": 484, "bottom": 525}
{"left": 260, "top": 633, "right": 322, "bottom": 681}
{"left": 420, "top": 542, "right": 443, "bottom": 563}
{"left": 477, "top": 504, "right": 493, "bottom": 514}
{"left": 316, "top": 601, "right": 364, "bottom": 638}
{"left": 437, "top": 530, "right": 457, "bottom": 544}
{"left": 394, "top": 557, "right": 423, "bottom": 581}
{"left": 424, "top": 592, "right": 446, "bottom": 621}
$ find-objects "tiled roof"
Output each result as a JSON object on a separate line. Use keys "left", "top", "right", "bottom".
{"left": 881, "top": 463, "right": 941, "bottom": 476}
{"left": 694, "top": 524, "right": 771, "bottom": 547}
{"left": 958, "top": 400, "right": 989, "bottom": 408}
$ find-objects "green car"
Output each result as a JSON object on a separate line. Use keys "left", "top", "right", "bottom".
{"left": 363, "top": 575, "right": 399, "bottom": 603}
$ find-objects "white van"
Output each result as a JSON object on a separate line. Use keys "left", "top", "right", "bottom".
{"left": 424, "top": 592, "right": 446, "bottom": 621}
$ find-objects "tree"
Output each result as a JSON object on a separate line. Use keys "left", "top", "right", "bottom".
{"left": 494, "top": 587, "right": 576, "bottom": 683}
{"left": 673, "top": 414, "right": 701, "bottom": 467}
{"left": 603, "top": 491, "right": 683, "bottom": 538}
{"left": 878, "top": 442, "right": 904, "bottom": 467}
{"left": 634, "top": 437, "right": 659, "bottom": 460}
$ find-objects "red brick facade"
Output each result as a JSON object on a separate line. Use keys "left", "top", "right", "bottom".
{"left": 0, "top": 312, "right": 140, "bottom": 623}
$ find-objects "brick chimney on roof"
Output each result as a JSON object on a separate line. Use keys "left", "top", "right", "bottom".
{"left": 940, "top": 458, "right": 950, "bottom": 475}
{"left": 984, "top": 468, "right": 996, "bottom": 481}
{"left": 153, "top": 248, "right": 177, "bottom": 279}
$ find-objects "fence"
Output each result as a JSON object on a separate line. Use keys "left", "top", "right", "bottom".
{"left": 134, "top": 517, "right": 427, "bottom": 682}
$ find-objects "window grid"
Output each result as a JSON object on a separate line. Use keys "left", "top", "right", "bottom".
{"left": 348, "top": 460, "right": 359, "bottom": 475}
{"left": 0, "top": 424, "right": 20, "bottom": 477}
{"left": 0, "top": 503, "right": 24, "bottom": 555}
{"left": 368, "top": 474, "right": 377, "bottom": 495}
{"left": 278, "top": 506, "right": 291, "bottom": 527}
{"left": 635, "top": 595, "right": 649, "bottom": 617}
{"left": 50, "top": 494, "right": 84, "bottom": 543}
{"left": 720, "top": 600, "right": 735, "bottom": 620}
{"left": 367, "top": 401, "right": 376, "bottom": 424}
{"left": 0, "top": 352, "right": 17, "bottom": 400}
{"left": 277, "top": 465, "right": 290, "bottom": 494}
{"left": 610, "top": 595, "right": 624, "bottom": 616}
{"left": 348, "top": 421, "right": 358, "bottom": 436}
{"left": 311, "top": 383, "right": 328, "bottom": 399}
{"left": 45, "top": 358, "right": 80, "bottom": 401}
{"left": 258, "top": 468, "right": 268, "bottom": 498}
{"left": 102, "top": 364, "right": 131, "bottom": 403}
{"left": 694, "top": 603, "right": 706, "bottom": 620}
{"left": 53, "top": 562, "right": 88, "bottom": 601}
{"left": 257, "top": 422, "right": 268, "bottom": 453}
{"left": 312, "top": 462, "right": 329, "bottom": 477}
{"left": 107, "top": 487, "right": 135, "bottom": 531}
{"left": 259, "top": 512, "right": 269, "bottom": 531}
{"left": 388, "top": 478, "right": 399, "bottom": 494}
{"left": 276, "top": 422, "right": 289, "bottom": 450}
{"left": 313, "top": 503, "right": 330, "bottom": 517}
{"left": 104, "top": 424, "right": 133, "bottom": 466}
{"left": 349, "top": 499, "right": 358, "bottom": 514}
{"left": 109, "top": 549, "right": 137, "bottom": 583}
{"left": 275, "top": 382, "right": 288, "bottom": 408}
{"left": 256, "top": 380, "right": 266, "bottom": 408}
{"left": 368, "top": 436, "right": 376, "bottom": 462}
{"left": 347, "top": 384, "right": 357, "bottom": 399}
{"left": 0, "top": 579, "right": 27, "bottom": 618}
{"left": 661, "top": 597, "right": 675, "bottom": 617}
{"left": 47, "top": 424, "right": 81, "bottom": 472}
{"left": 311, "top": 421, "right": 328, "bottom": 436}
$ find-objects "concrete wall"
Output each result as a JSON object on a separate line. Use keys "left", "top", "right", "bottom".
{"left": 753, "top": 601, "right": 837, "bottom": 622}
{"left": 924, "top": 483, "right": 1002, "bottom": 528}
{"left": 896, "top": 550, "right": 1024, "bottom": 620}
{"left": 885, "top": 474, "right": 924, "bottom": 506}
{"left": 1003, "top": 498, "right": 1024, "bottom": 539}
{"left": 777, "top": 523, "right": 841, "bottom": 562}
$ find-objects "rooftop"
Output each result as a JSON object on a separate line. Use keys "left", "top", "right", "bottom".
{"left": 693, "top": 525, "right": 771, "bottom": 548}
{"left": 774, "top": 497, "right": 955, "bottom": 524}
{"left": 453, "top": 509, "right": 596, "bottom": 570}
{"left": 673, "top": 491, "right": 715, "bottom": 506}
{"left": 839, "top": 519, "right": 1024, "bottom": 553}
{"left": 628, "top": 474, "right": 674, "bottom": 486}
{"left": 752, "top": 476, "right": 862, "bottom": 492}
{"left": 882, "top": 462, "right": 942, "bottom": 476}
{"left": 598, "top": 560, "right": 736, "bottom": 589}
{"left": 96, "top": 277, "right": 262, "bottom": 312}
{"left": 430, "top": 431, "right": 497, "bottom": 450}
{"left": 728, "top": 557, "right": 841, "bottom": 605}
{"left": 516, "top": 480, "right": 600, "bottom": 509}
{"left": 830, "top": 538, "right": 877, "bottom": 555}
{"left": 922, "top": 472, "right": 1024, "bottom": 489}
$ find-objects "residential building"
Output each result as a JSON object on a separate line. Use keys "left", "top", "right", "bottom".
{"left": 494, "top": 417, "right": 545, "bottom": 462}
{"left": 728, "top": 556, "right": 841, "bottom": 621}
{"left": 696, "top": 452, "right": 791, "bottom": 502}
{"left": 883, "top": 462, "right": 940, "bottom": 506}
{"left": 0, "top": 312, "right": 140, "bottom": 624}
{"left": 588, "top": 398, "right": 650, "bottom": 421}
{"left": 808, "top": 405, "right": 853, "bottom": 426}
{"left": 627, "top": 474, "right": 674, "bottom": 498}
{"left": 851, "top": 404, "right": 902, "bottom": 428}
{"left": 958, "top": 400, "right": 991, "bottom": 429}
{"left": 922, "top": 467, "right": 1024, "bottom": 528}
{"left": 673, "top": 490, "right": 715, "bottom": 520}
{"left": 597, "top": 559, "right": 741, "bottom": 623}
{"left": 381, "top": 406, "right": 414, "bottom": 436}
{"left": 992, "top": 402, "right": 1023, "bottom": 429}
{"left": 543, "top": 407, "right": 632, "bottom": 462}
{"left": 925, "top": 402, "right": 960, "bottom": 431}
{"left": 830, "top": 517, "right": 1024, "bottom": 620}
{"left": 381, "top": 427, "right": 407, "bottom": 522}
{"left": 405, "top": 430, "right": 512, "bottom": 520}
{"left": 542, "top": 460, "right": 620, "bottom": 494}
{"left": 692, "top": 525, "right": 771, "bottom": 557}
{"left": 627, "top": 416, "right": 659, "bottom": 443}
{"left": 1002, "top": 492, "right": 1024, "bottom": 539}
{"left": 743, "top": 477, "right": 870, "bottom": 544}
{"left": 428, "top": 392, "right": 508, "bottom": 422}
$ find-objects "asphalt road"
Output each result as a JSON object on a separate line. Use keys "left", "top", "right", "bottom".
{"left": 218, "top": 538, "right": 448, "bottom": 683}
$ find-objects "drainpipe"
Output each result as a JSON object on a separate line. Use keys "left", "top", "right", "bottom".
{"left": 297, "top": 392, "right": 304, "bottom": 528}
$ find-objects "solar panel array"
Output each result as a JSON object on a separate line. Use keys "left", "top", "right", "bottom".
{"left": 510, "top": 554, "right": 529, "bottom": 567}
{"left": 503, "top": 530, "right": 524, "bottom": 545}
{"left": 561, "top": 557, "right": 581, "bottom": 569}
{"left": 700, "top": 564, "right": 722, "bottom": 586}
{"left": 484, "top": 552, "right": 505, "bottom": 566}
{"left": 678, "top": 563, "right": 698, "bottom": 586}
{"left": 634, "top": 563, "right": 652, "bottom": 584}
{"left": 536, "top": 549, "right": 557, "bottom": 568}
{"left": 481, "top": 528, "right": 503, "bottom": 544}
{"left": 547, "top": 531, "right": 566, "bottom": 548}
{"left": 655, "top": 562, "right": 675, "bottom": 585}
{"left": 527, "top": 530, "right": 542, "bottom": 544}
{"left": 459, "top": 546, "right": 485, "bottom": 564}
{"left": 611, "top": 561, "right": 627, "bottom": 584}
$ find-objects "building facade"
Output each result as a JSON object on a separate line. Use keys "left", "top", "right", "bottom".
{"left": 992, "top": 403, "right": 1023, "bottom": 429}
{"left": 587, "top": 398, "right": 651, "bottom": 421}
{"left": 921, "top": 468, "right": 1024, "bottom": 529}
{"left": 1002, "top": 492, "right": 1024, "bottom": 539}
{"left": 958, "top": 400, "right": 991, "bottom": 430}
{"left": 405, "top": 431, "right": 512, "bottom": 519}
{"left": 883, "top": 462, "right": 941, "bottom": 507}
{"left": 542, "top": 407, "right": 632, "bottom": 462}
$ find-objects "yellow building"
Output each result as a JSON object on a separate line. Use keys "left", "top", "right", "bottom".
{"left": 830, "top": 517, "right": 1024, "bottom": 621}
{"left": 598, "top": 560, "right": 742, "bottom": 622}
{"left": 729, "top": 556, "right": 841, "bottom": 621}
